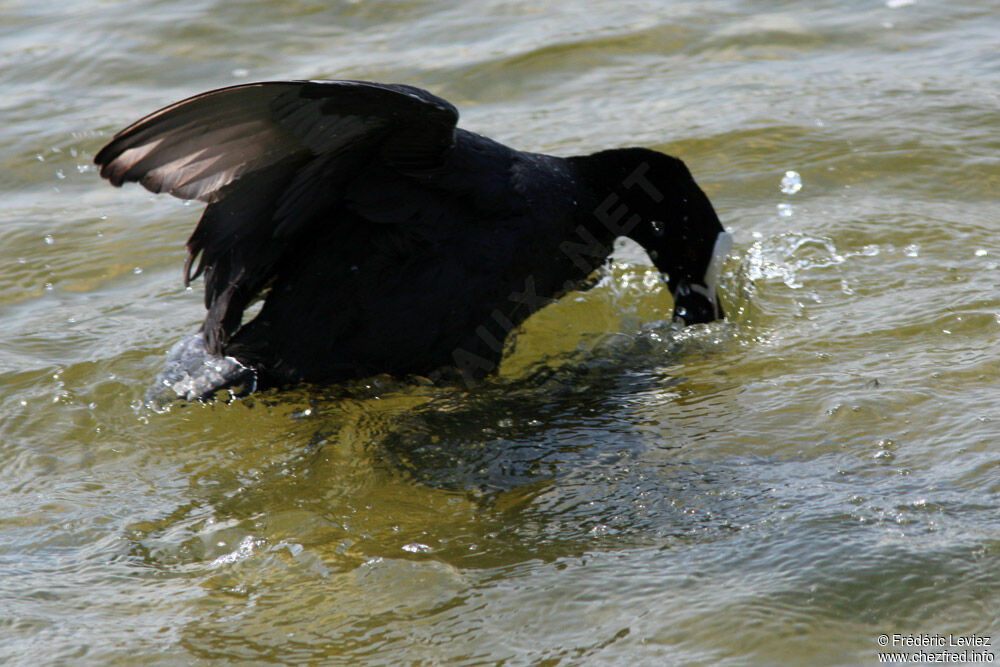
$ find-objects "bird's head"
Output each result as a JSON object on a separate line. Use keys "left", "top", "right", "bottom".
{"left": 580, "top": 148, "right": 732, "bottom": 325}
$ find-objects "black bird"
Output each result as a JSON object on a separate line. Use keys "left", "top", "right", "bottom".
{"left": 94, "top": 80, "right": 732, "bottom": 403}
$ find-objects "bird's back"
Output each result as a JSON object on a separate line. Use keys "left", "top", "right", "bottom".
{"left": 225, "top": 129, "right": 585, "bottom": 386}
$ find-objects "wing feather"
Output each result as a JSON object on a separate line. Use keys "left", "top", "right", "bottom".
{"left": 94, "top": 80, "right": 460, "bottom": 352}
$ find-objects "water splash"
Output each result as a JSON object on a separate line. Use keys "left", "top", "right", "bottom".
{"left": 780, "top": 170, "right": 802, "bottom": 194}
{"left": 740, "top": 234, "right": 847, "bottom": 290}
{"left": 211, "top": 535, "right": 260, "bottom": 567}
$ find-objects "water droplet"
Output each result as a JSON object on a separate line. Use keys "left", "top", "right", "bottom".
{"left": 55, "top": 169, "right": 66, "bottom": 180}
{"left": 133, "top": 266, "right": 143, "bottom": 274}
{"left": 651, "top": 220, "right": 666, "bottom": 237}
{"left": 44, "top": 234, "right": 54, "bottom": 245}
{"left": 780, "top": 170, "right": 802, "bottom": 194}
{"left": 402, "top": 543, "right": 432, "bottom": 554}
{"left": 975, "top": 248, "right": 988, "bottom": 257}
{"left": 777, "top": 203, "right": 794, "bottom": 217}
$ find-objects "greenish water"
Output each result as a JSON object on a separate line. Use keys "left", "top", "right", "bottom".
{"left": 3, "top": 0, "right": 1000, "bottom": 664}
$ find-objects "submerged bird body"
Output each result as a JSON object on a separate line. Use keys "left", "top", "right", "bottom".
{"left": 94, "top": 81, "right": 730, "bottom": 401}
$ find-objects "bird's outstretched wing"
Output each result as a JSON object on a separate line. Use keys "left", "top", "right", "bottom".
{"left": 94, "top": 80, "right": 459, "bottom": 352}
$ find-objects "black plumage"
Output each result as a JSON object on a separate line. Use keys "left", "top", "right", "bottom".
{"left": 94, "top": 80, "right": 731, "bottom": 401}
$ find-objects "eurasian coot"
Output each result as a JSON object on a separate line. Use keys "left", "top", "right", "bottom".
{"left": 94, "top": 80, "right": 732, "bottom": 402}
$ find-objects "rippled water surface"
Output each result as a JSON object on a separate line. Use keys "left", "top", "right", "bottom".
{"left": 3, "top": 0, "right": 1000, "bottom": 664}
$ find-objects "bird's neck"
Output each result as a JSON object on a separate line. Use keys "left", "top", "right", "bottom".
{"left": 567, "top": 148, "right": 662, "bottom": 244}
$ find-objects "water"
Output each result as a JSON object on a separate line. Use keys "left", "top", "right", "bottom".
{"left": 2, "top": 0, "right": 1000, "bottom": 664}
{"left": 780, "top": 170, "right": 802, "bottom": 195}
